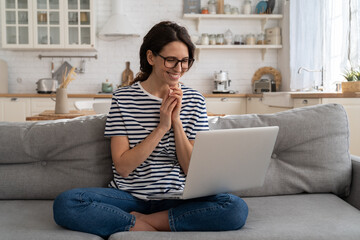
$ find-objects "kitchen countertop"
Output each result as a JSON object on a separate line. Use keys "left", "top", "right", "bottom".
{"left": 0, "top": 92, "right": 359, "bottom": 98}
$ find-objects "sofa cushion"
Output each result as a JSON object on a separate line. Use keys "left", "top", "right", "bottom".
{"left": 109, "top": 194, "right": 360, "bottom": 240}
{"left": 208, "top": 104, "right": 351, "bottom": 197}
{"left": 0, "top": 115, "right": 113, "bottom": 200}
{"left": 0, "top": 200, "right": 104, "bottom": 240}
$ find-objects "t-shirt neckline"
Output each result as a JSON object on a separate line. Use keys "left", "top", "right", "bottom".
{"left": 137, "top": 82, "right": 182, "bottom": 102}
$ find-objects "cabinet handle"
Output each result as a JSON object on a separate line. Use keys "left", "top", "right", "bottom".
{"left": 10, "top": 98, "right": 18, "bottom": 102}
{"left": 248, "top": 97, "right": 251, "bottom": 101}
{"left": 302, "top": 100, "right": 308, "bottom": 104}
{"left": 221, "top": 98, "right": 229, "bottom": 102}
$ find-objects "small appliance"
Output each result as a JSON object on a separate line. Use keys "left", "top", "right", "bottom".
{"left": 253, "top": 79, "right": 276, "bottom": 94}
{"left": 36, "top": 78, "right": 58, "bottom": 93}
{"left": 213, "top": 70, "right": 231, "bottom": 94}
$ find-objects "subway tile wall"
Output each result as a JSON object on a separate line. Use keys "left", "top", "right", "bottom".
{"left": 0, "top": 0, "right": 282, "bottom": 94}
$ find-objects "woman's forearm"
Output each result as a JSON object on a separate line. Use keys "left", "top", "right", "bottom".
{"left": 172, "top": 120, "right": 194, "bottom": 175}
{"left": 112, "top": 126, "right": 168, "bottom": 177}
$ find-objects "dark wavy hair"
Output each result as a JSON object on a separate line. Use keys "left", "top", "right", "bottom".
{"left": 132, "top": 21, "right": 195, "bottom": 83}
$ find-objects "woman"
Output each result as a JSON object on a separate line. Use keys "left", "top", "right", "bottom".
{"left": 53, "top": 21, "right": 248, "bottom": 237}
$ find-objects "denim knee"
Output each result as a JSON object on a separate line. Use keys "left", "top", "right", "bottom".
{"left": 223, "top": 194, "right": 249, "bottom": 230}
{"left": 53, "top": 189, "right": 84, "bottom": 227}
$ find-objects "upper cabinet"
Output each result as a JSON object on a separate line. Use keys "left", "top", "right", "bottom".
{"left": 0, "top": 0, "right": 95, "bottom": 50}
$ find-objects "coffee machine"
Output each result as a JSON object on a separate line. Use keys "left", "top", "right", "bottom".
{"left": 213, "top": 70, "right": 231, "bottom": 94}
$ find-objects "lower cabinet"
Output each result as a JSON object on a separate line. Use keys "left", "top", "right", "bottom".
{"left": 246, "top": 97, "right": 292, "bottom": 114}
{"left": 322, "top": 98, "right": 360, "bottom": 156}
{"left": 0, "top": 97, "right": 94, "bottom": 122}
{"left": 0, "top": 97, "right": 31, "bottom": 122}
{"left": 206, "top": 97, "right": 247, "bottom": 115}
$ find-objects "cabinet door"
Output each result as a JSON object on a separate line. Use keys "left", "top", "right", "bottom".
{"left": 1, "top": 0, "right": 33, "bottom": 48}
{"left": 31, "top": 97, "right": 94, "bottom": 115}
{"left": 206, "top": 97, "right": 246, "bottom": 115}
{"left": 1, "top": 97, "right": 31, "bottom": 122}
{"left": 293, "top": 98, "right": 322, "bottom": 108}
{"left": 33, "top": 0, "right": 64, "bottom": 48}
{"left": 64, "top": 0, "right": 94, "bottom": 49}
{"left": 322, "top": 98, "right": 360, "bottom": 156}
{"left": 247, "top": 97, "right": 291, "bottom": 114}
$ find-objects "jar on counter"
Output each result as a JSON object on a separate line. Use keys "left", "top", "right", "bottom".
{"left": 209, "top": 34, "right": 217, "bottom": 45}
{"left": 201, "top": 7, "right": 209, "bottom": 14}
{"left": 216, "top": 34, "right": 224, "bottom": 45}
{"left": 256, "top": 33, "right": 265, "bottom": 44}
{"left": 201, "top": 33, "right": 209, "bottom": 45}
{"left": 208, "top": 0, "right": 217, "bottom": 14}
{"left": 231, "top": 7, "right": 240, "bottom": 14}
{"left": 243, "top": 0, "right": 252, "bottom": 14}
{"left": 246, "top": 34, "right": 256, "bottom": 45}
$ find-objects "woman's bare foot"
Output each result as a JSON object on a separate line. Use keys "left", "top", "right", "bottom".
{"left": 130, "top": 211, "right": 157, "bottom": 231}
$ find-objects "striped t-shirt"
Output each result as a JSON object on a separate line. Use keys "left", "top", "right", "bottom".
{"left": 104, "top": 82, "right": 209, "bottom": 200}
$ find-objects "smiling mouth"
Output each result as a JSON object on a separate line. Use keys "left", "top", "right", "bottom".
{"left": 167, "top": 71, "right": 181, "bottom": 80}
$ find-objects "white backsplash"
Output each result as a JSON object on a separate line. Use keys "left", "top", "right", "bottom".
{"left": 0, "top": 0, "right": 282, "bottom": 94}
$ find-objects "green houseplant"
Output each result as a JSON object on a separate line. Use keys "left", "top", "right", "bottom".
{"left": 342, "top": 69, "right": 360, "bottom": 93}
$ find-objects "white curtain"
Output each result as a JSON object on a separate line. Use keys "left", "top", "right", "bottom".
{"left": 289, "top": 0, "right": 359, "bottom": 92}
{"left": 289, "top": 0, "right": 324, "bottom": 91}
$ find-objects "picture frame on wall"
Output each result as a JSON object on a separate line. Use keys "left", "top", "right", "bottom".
{"left": 183, "top": 0, "right": 201, "bottom": 14}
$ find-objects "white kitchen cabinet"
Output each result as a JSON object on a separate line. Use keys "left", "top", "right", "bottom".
{"left": 322, "top": 98, "right": 360, "bottom": 156}
{"left": 293, "top": 98, "right": 322, "bottom": 108}
{"left": 1, "top": 0, "right": 95, "bottom": 49}
{"left": 0, "top": 97, "right": 31, "bottom": 122}
{"left": 31, "top": 97, "right": 93, "bottom": 115}
{"left": 246, "top": 97, "right": 291, "bottom": 114}
{"left": 206, "top": 97, "right": 246, "bottom": 115}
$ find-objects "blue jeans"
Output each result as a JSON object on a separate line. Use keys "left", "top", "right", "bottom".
{"left": 53, "top": 188, "right": 248, "bottom": 238}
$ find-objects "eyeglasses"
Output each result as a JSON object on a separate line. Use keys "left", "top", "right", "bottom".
{"left": 155, "top": 53, "right": 194, "bottom": 71}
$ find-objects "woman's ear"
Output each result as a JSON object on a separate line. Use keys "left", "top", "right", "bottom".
{"left": 146, "top": 50, "right": 155, "bottom": 66}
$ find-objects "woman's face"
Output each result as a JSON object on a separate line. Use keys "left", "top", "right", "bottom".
{"left": 148, "top": 41, "right": 190, "bottom": 87}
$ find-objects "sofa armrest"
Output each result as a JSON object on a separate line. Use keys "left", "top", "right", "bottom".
{"left": 345, "top": 155, "right": 360, "bottom": 210}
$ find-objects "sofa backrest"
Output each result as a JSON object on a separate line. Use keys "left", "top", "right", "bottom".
{"left": 208, "top": 103, "right": 351, "bottom": 197}
{"left": 0, "top": 115, "right": 113, "bottom": 200}
{"left": 0, "top": 103, "right": 352, "bottom": 200}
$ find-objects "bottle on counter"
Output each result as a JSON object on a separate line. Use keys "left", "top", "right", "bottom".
{"left": 121, "top": 61, "right": 134, "bottom": 87}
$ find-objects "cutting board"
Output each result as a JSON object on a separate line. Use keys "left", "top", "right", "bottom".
{"left": 0, "top": 59, "right": 8, "bottom": 93}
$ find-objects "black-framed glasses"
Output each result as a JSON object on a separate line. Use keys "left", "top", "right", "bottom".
{"left": 155, "top": 53, "right": 194, "bottom": 71}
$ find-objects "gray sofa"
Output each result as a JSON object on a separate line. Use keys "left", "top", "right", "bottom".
{"left": 0, "top": 103, "right": 359, "bottom": 240}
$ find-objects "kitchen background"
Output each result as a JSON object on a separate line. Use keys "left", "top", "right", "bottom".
{"left": 0, "top": 0, "right": 288, "bottom": 94}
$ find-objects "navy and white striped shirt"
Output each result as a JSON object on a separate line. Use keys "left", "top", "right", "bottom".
{"left": 104, "top": 82, "right": 209, "bottom": 200}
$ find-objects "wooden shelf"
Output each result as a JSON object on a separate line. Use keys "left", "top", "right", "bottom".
{"left": 194, "top": 45, "right": 282, "bottom": 60}
{"left": 184, "top": 13, "right": 283, "bottom": 30}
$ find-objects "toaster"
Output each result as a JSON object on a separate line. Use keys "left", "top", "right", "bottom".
{"left": 253, "top": 79, "right": 276, "bottom": 94}
{"left": 36, "top": 78, "right": 58, "bottom": 93}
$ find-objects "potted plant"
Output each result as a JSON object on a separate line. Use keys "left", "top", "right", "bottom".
{"left": 342, "top": 69, "right": 360, "bottom": 93}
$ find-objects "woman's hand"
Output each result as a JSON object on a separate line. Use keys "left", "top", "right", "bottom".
{"left": 158, "top": 89, "right": 178, "bottom": 132}
{"left": 169, "top": 86, "right": 183, "bottom": 125}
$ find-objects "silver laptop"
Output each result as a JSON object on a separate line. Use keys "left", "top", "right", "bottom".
{"left": 147, "top": 126, "right": 279, "bottom": 200}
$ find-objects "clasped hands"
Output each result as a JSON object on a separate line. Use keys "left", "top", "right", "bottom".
{"left": 159, "top": 86, "right": 183, "bottom": 131}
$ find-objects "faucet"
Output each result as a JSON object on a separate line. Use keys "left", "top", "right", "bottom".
{"left": 297, "top": 67, "right": 324, "bottom": 91}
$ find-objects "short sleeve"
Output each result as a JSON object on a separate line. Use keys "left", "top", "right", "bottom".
{"left": 188, "top": 96, "right": 209, "bottom": 140}
{"left": 104, "top": 96, "right": 127, "bottom": 137}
